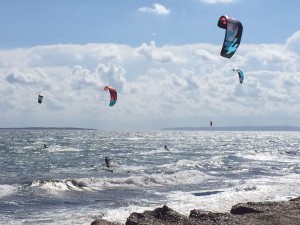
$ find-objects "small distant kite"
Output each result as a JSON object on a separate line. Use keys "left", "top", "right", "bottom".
{"left": 38, "top": 94, "right": 43, "bottom": 104}
{"left": 104, "top": 86, "right": 117, "bottom": 107}
{"left": 218, "top": 15, "right": 243, "bottom": 59}
{"left": 233, "top": 68, "right": 244, "bottom": 84}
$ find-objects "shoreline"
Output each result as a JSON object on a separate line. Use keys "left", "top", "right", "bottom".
{"left": 91, "top": 197, "right": 300, "bottom": 225}
{"left": 0, "top": 127, "right": 97, "bottom": 130}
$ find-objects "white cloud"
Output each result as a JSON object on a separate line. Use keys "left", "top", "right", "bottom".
{"left": 138, "top": 3, "right": 170, "bottom": 15}
{"left": 194, "top": 49, "right": 219, "bottom": 62}
{"left": 6, "top": 70, "right": 47, "bottom": 84}
{"left": 286, "top": 31, "right": 300, "bottom": 57}
{"left": 0, "top": 31, "right": 300, "bottom": 129}
{"left": 95, "top": 64, "right": 126, "bottom": 91}
{"left": 137, "top": 41, "right": 180, "bottom": 63}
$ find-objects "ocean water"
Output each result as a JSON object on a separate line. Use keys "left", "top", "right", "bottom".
{"left": 0, "top": 129, "right": 299, "bottom": 225}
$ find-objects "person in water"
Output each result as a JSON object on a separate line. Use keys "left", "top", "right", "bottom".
{"left": 44, "top": 144, "right": 47, "bottom": 148}
{"left": 105, "top": 156, "right": 111, "bottom": 168}
{"left": 164, "top": 145, "right": 169, "bottom": 151}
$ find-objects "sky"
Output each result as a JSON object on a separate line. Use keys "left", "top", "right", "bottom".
{"left": 0, "top": 0, "right": 300, "bottom": 130}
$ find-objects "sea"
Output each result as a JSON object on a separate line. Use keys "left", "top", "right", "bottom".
{"left": 0, "top": 128, "right": 299, "bottom": 225}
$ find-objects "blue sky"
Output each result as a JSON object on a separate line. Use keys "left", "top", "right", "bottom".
{"left": 0, "top": 0, "right": 300, "bottom": 130}
{"left": 0, "top": 0, "right": 298, "bottom": 47}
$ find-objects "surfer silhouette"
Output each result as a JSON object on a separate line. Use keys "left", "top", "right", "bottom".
{"left": 105, "top": 156, "right": 111, "bottom": 168}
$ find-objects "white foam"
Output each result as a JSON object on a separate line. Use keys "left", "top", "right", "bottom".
{"left": 240, "top": 152, "right": 299, "bottom": 163}
{"left": 137, "top": 148, "right": 171, "bottom": 155}
{"left": 13, "top": 173, "right": 299, "bottom": 225}
{"left": 0, "top": 184, "right": 17, "bottom": 199}
{"left": 29, "top": 170, "right": 209, "bottom": 194}
{"left": 6, "top": 206, "right": 105, "bottom": 225}
{"left": 12, "top": 197, "right": 161, "bottom": 225}
{"left": 46, "top": 145, "right": 82, "bottom": 152}
{"left": 158, "top": 159, "right": 204, "bottom": 170}
{"left": 30, "top": 179, "right": 91, "bottom": 194}
{"left": 165, "top": 173, "right": 300, "bottom": 216}
{"left": 85, "top": 170, "right": 210, "bottom": 190}
{"left": 117, "top": 164, "right": 146, "bottom": 172}
{"left": 103, "top": 204, "right": 158, "bottom": 224}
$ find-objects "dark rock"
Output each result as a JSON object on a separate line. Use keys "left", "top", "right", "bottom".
{"left": 189, "top": 209, "right": 233, "bottom": 224}
{"left": 189, "top": 209, "right": 227, "bottom": 221}
{"left": 125, "top": 205, "right": 190, "bottom": 225}
{"left": 289, "top": 197, "right": 300, "bottom": 202}
{"left": 91, "top": 219, "right": 123, "bottom": 225}
{"left": 227, "top": 198, "right": 300, "bottom": 225}
{"left": 94, "top": 197, "right": 300, "bottom": 225}
{"left": 230, "top": 204, "right": 262, "bottom": 214}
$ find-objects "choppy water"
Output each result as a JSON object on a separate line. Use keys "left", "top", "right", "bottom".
{"left": 0, "top": 129, "right": 299, "bottom": 224}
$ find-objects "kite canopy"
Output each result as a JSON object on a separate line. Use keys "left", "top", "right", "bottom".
{"left": 218, "top": 15, "right": 243, "bottom": 59}
{"left": 233, "top": 68, "right": 244, "bottom": 84}
{"left": 104, "top": 86, "right": 117, "bottom": 107}
{"left": 38, "top": 94, "right": 43, "bottom": 104}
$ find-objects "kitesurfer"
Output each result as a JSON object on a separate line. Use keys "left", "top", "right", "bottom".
{"left": 38, "top": 94, "right": 43, "bottom": 104}
{"left": 105, "top": 156, "right": 111, "bottom": 168}
{"left": 164, "top": 145, "right": 169, "bottom": 151}
{"left": 44, "top": 144, "right": 47, "bottom": 148}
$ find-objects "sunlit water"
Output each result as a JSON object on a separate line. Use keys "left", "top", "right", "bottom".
{"left": 0, "top": 129, "right": 299, "bottom": 224}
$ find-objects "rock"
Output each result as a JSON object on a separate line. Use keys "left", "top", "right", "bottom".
{"left": 93, "top": 197, "right": 300, "bottom": 225}
{"left": 189, "top": 209, "right": 225, "bottom": 219}
{"left": 226, "top": 198, "right": 300, "bottom": 225}
{"left": 125, "top": 205, "right": 190, "bottom": 225}
{"left": 189, "top": 209, "right": 233, "bottom": 224}
{"left": 91, "top": 219, "right": 123, "bottom": 225}
{"left": 230, "top": 204, "right": 262, "bottom": 214}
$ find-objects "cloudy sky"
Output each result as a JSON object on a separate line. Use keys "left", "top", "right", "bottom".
{"left": 0, "top": 0, "right": 300, "bottom": 130}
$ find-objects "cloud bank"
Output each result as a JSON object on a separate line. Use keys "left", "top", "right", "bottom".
{"left": 0, "top": 32, "right": 300, "bottom": 130}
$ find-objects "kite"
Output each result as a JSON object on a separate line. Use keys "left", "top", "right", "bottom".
{"left": 233, "top": 68, "right": 244, "bottom": 84}
{"left": 218, "top": 15, "right": 243, "bottom": 59}
{"left": 38, "top": 94, "right": 43, "bottom": 104}
{"left": 104, "top": 86, "right": 117, "bottom": 107}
